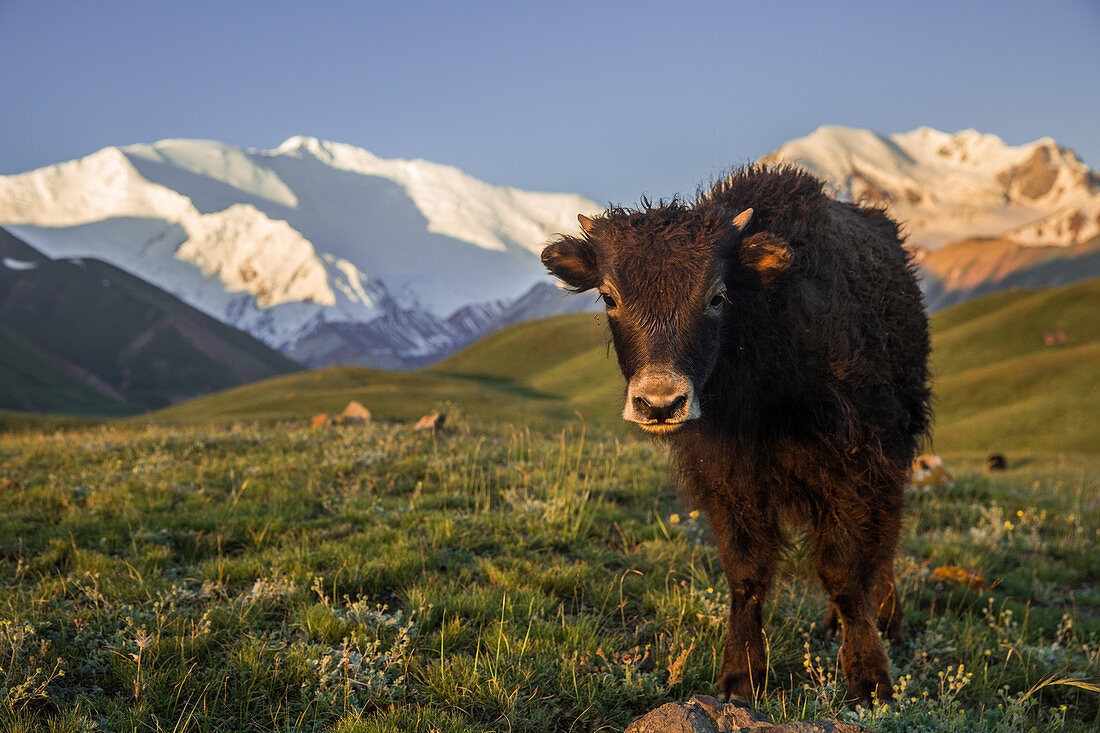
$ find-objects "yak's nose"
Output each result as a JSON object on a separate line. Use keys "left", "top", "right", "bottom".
{"left": 633, "top": 391, "right": 688, "bottom": 422}
{"left": 623, "top": 369, "right": 699, "bottom": 429}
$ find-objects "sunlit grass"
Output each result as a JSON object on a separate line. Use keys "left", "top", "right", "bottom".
{"left": 0, "top": 420, "right": 1096, "bottom": 731}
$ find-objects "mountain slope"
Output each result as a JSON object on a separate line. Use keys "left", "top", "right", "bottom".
{"left": 929, "top": 278, "right": 1099, "bottom": 453}
{"left": 0, "top": 228, "right": 301, "bottom": 411}
{"left": 919, "top": 235, "right": 1100, "bottom": 310}
{"left": 0, "top": 323, "right": 132, "bottom": 415}
{"left": 0, "top": 138, "right": 602, "bottom": 368}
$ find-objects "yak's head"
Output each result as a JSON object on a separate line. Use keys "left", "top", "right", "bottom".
{"left": 541, "top": 204, "right": 791, "bottom": 434}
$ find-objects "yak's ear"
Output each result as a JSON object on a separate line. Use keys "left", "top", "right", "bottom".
{"left": 577, "top": 214, "right": 597, "bottom": 235}
{"left": 739, "top": 231, "right": 791, "bottom": 286}
{"left": 731, "top": 207, "right": 753, "bottom": 232}
{"left": 542, "top": 236, "right": 600, "bottom": 292}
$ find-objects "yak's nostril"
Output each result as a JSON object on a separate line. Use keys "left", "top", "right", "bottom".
{"left": 635, "top": 392, "right": 689, "bottom": 422}
{"left": 625, "top": 369, "right": 699, "bottom": 427}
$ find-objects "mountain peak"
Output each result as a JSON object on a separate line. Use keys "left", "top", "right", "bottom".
{"left": 766, "top": 124, "right": 1100, "bottom": 248}
{"left": 274, "top": 134, "right": 317, "bottom": 153}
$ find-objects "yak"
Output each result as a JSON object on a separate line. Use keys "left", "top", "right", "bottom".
{"left": 541, "top": 165, "right": 931, "bottom": 705}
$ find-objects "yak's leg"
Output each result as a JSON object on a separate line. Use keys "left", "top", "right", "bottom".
{"left": 813, "top": 520, "right": 894, "bottom": 705}
{"left": 824, "top": 561, "right": 903, "bottom": 645}
{"left": 710, "top": 516, "right": 780, "bottom": 703}
{"left": 871, "top": 561, "right": 904, "bottom": 645}
{"left": 822, "top": 601, "right": 840, "bottom": 641}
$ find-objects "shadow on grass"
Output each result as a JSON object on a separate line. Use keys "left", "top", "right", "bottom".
{"left": 431, "top": 371, "right": 563, "bottom": 401}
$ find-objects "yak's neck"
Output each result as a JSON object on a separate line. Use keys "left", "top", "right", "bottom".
{"left": 698, "top": 302, "right": 792, "bottom": 440}
{"left": 698, "top": 360, "right": 764, "bottom": 439}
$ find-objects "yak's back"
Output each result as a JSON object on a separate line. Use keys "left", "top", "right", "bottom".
{"left": 700, "top": 165, "right": 931, "bottom": 449}
{"left": 697, "top": 165, "right": 916, "bottom": 318}
{"left": 695, "top": 165, "right": 842, "bottom": 244}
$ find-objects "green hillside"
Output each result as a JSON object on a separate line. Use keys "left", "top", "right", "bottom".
{"left": 139, "top": 278, "right": 1100, "bottom": 453}
{"left": 929, "top": 278, "right": 1099, "bottom": 453}
{"left": 150, "top": 313, "right": 625, "bottom": 429}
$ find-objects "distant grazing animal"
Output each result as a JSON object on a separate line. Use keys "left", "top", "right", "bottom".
{"left": 542, "top": 166, "right": 932, "bottom": 705}
{"left": 986, "top": 453, "right": 1007, "bottom": 471}
{"left": 1043, "top": 330, "right": 1066, "bottom": 347}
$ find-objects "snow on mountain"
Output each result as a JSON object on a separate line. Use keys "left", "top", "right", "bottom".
{"left": 0, "top": 137, "right": 602, "bottom": 366}
{"left": 2, "top": 258, "right": 37, "bottom": 271}
{"left": 272, "top": 136, "right": 592, "bottom": 258}
{"left": 762, "top": 125, "right": 1100, "bottom": 249}
{"left": 6, "top": 126, "right": 1093, "bottom": 371}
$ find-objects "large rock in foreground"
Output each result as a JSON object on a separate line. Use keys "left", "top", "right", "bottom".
{"left": 625, "top": 695, "right": 867, "bottom": 733}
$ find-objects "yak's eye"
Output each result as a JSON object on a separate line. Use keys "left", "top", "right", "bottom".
{"left": 708, "top": 292, "right": 726, "bottom": 310}
{"left": 600, "top": 293, "right": 617, "bottom": 309}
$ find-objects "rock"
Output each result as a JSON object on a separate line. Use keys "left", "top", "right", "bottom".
{"left": 624, "top": 696, "right": 769, "bottom": 732}
{"left": 930, "top": 564, "right": 987, "bottom": 591}
{"left": 624, "top": 695, "right": 868, "bottom": 733}
{"left": 906, "top": 454, "right": 953, "bottom": 495}
{"left": 310, "top": 413, "right": 332, "bottom": 429}
{"left": 414, "top": 412, "right": 446, "bottom": 433}
{"left": 339, "top": 400, "right": 372, "bottom": 424}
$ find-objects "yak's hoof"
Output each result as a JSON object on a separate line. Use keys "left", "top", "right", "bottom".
{"left": 716, "top": 672, "right": 759, "bottom": 705}
{"left": 882, "top": 625, "right": 905, "bottom": 647}
{"left": 845, "top": 678, "right": 894, "bottom": 708}
{"left": 714, "top": 690, "right": 749, "bottom": 705}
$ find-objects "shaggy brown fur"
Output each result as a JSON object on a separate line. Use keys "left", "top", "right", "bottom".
{"left": 542, "top": 165, "right": 931, "bottom": 705}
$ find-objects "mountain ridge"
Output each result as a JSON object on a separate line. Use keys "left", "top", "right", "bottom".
{"left": 0, "top": 136, "right": 602, "bottom": 368}
{"left": 762, "top": 125, "right": 1100, "bottom": 250}
{"left": 3, "top": 126, "right": 1098, "bottom": 372}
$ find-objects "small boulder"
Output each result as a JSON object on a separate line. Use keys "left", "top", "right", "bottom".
{"left": 310, "top": 413, "right": 332, "bottom": 429}
{"left": 339, "top": 400, "right": 372, "bottom": 424}
{"left": 930, "top": 564, "right": 987, "bottom": 591}
{"left": 414, "top": 412, "right": 446, "bottom": 433}
{"left": 906, "top": 454, "right": 953, "bottom": 495}
{"left": 625, "top": 695, "right": 867, "bottom": 733}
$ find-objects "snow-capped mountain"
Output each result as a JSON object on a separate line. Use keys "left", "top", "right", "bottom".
{"left": 762, "top": 125, "right": 1100, "bottom": 249}
{"left": 4, "top": 127, "right": 1096, "bottom": 372}
{"left": 0, "top": 137, "right": 601, "bottom": 367}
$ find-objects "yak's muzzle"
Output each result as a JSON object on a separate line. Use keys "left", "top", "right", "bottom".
{"left": 623, "top": 368, "right": 701, "bottom": 433}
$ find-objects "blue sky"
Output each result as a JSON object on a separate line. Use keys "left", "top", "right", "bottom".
{"left": 2, "top": 0, "right": 1098, "bottom": 204}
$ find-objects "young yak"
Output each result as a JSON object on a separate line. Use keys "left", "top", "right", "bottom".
{"left": 541, "top": 165, "right": 931, "bottom": 705}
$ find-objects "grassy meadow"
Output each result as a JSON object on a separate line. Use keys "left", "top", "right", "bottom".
{"left": 1, "top": 279, "right": 1098, "bottom": 731}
